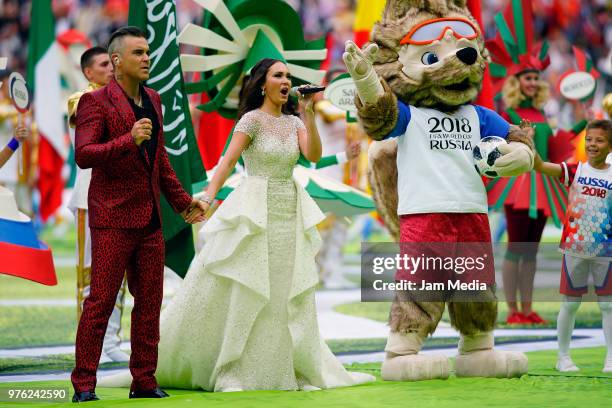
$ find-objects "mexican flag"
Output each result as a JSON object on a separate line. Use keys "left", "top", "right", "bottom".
{"left": 27, "top": 0, "right": 67, "bottom": 222}
{"left": 129, "top": 0, "right": 207, "bottom": 277}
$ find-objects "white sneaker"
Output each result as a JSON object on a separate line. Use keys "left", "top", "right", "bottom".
{"left": 556, "top": 356, "right": 579, "bottom": 372}
{"left": 104, "top": 348, "right": 130, "bottom": 362}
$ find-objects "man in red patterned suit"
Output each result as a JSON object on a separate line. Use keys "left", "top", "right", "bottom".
{"left": 71, "top": 27, "right": 206, "bottom": 402}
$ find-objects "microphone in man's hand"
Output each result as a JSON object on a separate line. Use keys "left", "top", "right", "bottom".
{"left": 289, "top": 85, "right": 326, "bottom": 97}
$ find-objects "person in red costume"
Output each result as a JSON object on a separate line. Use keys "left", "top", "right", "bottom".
{"left": 70, "top": 27, "right": 207, "bottom": 402}
{"left": 485, "top": 0, "right": 587, "bottom": 325}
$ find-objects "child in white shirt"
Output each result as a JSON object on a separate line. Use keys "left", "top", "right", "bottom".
{"left": 534, "top": 119, "right": 612, "bottom": 373}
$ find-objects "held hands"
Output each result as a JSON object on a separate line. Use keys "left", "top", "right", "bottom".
{"left": 490, "top": 120, "right": 536, "bottom": 177}
{"left": 13, "top": 125, "right": 29, "bottom": 143}
{"left": 491, "top": 143, "right": 534, "bottom": 176}
{"left": 519, "top": 119, "right": 539, "bottom": 172}
{"left": 181, "top": 198, "right": 208, "bottom": 224}
{"left": 131, "top": 118, "right": 153, "bottom": 146}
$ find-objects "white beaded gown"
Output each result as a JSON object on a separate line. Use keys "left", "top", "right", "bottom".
{"left": 99, "top": 109, "right": 374, "bottom": 391}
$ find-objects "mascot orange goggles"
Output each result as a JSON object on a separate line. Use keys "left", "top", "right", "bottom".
{"left": 400, "top": 18, "right": 479, "bottom": 45}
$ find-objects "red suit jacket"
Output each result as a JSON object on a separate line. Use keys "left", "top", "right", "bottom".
{"left": 75, "top": 78, "right": 192, "bottom": 229}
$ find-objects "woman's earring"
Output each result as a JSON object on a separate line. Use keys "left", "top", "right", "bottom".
{"left": 261, "top": 88, "right": 265, "bottom": 96}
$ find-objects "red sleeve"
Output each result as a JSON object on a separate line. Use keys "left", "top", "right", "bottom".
{"left": 153, "top": 92, "right": 192, "bottom": 214}
{"left": 560, "top": 162, "right": 578, "bottom": 187}
{"left": 75, "top": 92, "right": 139, "bottom": 169}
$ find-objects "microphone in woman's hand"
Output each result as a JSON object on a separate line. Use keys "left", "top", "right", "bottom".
{"left": 289, "top": 85, "right": 326, "bottom": 97}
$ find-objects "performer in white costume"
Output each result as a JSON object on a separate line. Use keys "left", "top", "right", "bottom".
{"left": 100, "top": 58, "right": 374, "bottom": 391}
{"left": 67, "top": 46, "right": 128, "bottom": 363}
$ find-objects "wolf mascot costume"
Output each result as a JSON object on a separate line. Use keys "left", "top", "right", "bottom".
{"left": 343, "top": 0, "right": 534, "bottom": 380}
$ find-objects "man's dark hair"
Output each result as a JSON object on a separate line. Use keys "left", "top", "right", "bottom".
{"left": 80, "top": 46, "right": 108, "bottom": 73}
{"left": 107, "top": 26, "right": 147, "bottom": 58}
{"left": 586, "top": 119, "right": 612, "bottom": 144}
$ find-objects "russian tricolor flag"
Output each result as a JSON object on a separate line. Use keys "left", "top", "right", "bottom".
{"left": 0, "top": 187, "right": 56, "bottom": 286}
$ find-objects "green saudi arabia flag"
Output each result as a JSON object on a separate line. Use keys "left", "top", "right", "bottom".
{"left": 129, "top": 0, "right": 206, "bottom": 277}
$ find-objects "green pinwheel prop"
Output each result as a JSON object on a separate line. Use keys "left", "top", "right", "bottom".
{"left": 179, "top": 0, "right": 327, "bottom": 118}
{"left": 196, "top": 166, "right": 376, "bottom": 217}
{"left": 293, "top": 166, "right": 375, "bottom": 217}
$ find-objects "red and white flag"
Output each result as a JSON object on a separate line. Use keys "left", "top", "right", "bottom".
{"left": 27, "top": 0, "right": 67, "bottom": 221}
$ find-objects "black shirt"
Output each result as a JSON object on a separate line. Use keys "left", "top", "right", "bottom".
{"left": 127, "top": 86, "right": 161, "bottom": 228}
{"left": 128, "top": 87, "right": 159, "bottom": 168}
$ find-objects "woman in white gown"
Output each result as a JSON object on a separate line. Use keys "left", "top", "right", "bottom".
{"left": 100, "top": 58, "right": 374, "bottom": 392}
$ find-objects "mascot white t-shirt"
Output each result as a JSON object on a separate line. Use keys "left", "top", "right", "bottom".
{"left": 385, "top": 101, "right": 510, "bottom": 215}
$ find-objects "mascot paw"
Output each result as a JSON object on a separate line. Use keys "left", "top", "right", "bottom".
{"left": 455, "top": 350, "right": 528, "bottom": 378}
{"left": 342, "top": 41, "right": 384, "bottom": 104}
{"left": 381, "top": 354, "right": 450, "bottom": 381}
{"left": 343, "top": 41, "right": 378, "bottom": 79}
{"left": 492, "top": 142, "right": 534, "bottom": 177}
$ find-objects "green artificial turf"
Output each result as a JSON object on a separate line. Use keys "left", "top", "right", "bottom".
{"left": 0, "top": 336, "right": 560, "bottom": 375}
{"left": 0, "top": 298, "right": 599, "bottom": 351}
{"left": 0, "top": 348, "right": 609, "bottom": 408}
{"left": 38, "top": 223, "right": 77, "bottom": 257}
{"left": 0, "top": 355, "right": 126, "bottom": 375}
{"left": 0, "top": 306, "right": 133, "bottom": 349}
{"left": 0, "top": 267, "right": 76, "bottom": 300}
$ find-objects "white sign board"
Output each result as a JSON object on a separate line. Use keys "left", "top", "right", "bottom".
{"left": 324, "top": 76, "right": 357, "bottom": 115}
{"left": 8, "top": 72, "right": 30, "bottom": 113}
{"left": 559, "top": 71, "right": 596, "bottom": 101}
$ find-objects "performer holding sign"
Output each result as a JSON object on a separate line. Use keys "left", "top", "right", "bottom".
{"left": 0, "top": 124, "right": 29, "bottom": 170}
{"left": 1, "top": 58, "right": 37, "bottom": 216}
{"left": 1, "top": 72, "right": 31, "bottom": 176}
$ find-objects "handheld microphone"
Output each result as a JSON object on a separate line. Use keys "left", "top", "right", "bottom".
{"left": 289, "top": 85, "right": 326, "bottom": 97}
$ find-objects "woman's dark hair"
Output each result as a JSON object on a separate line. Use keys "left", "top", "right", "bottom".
{"left": 237, "top": 58, "right": 297, "bottom": 120}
